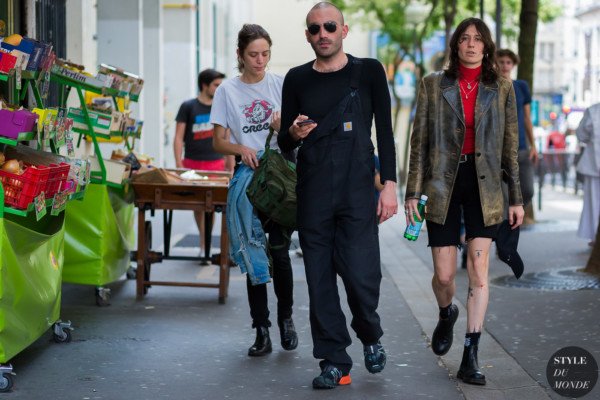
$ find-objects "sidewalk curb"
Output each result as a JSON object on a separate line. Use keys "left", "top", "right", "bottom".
{"left": 379, "top": 221, "right": 552, "bottom": 400}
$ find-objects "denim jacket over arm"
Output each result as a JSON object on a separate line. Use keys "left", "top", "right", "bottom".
{"left": 226, "top": 163, "right": 271, "bottom": 285}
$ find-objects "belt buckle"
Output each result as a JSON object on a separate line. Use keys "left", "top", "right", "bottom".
{"left": 459, "top": 154, "right": 468, "bottom": 163}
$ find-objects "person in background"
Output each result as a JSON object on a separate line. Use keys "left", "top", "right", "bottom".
{"left": 546, "top": 129, "right": 568, "bottom": 187}
{"left": 575, "top": 102, "right": 600, "bottom": 247}
{"left": 278, "top": 2, "right": 397, "bottom": 389}
{"left": 496, "top": 49, "right": 538, "bottom": 211}
{"left": 174, "top": 68, "right": 234, "bottom": 253}
{"left": 210, "top": 24, "right": 298, "bottom": 358}
{"left": 405, "top": 18, "right": 523, "bottom": 386}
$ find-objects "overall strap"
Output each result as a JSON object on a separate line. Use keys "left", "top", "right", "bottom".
{"left": 298, "top": 59, "right": 363, "bottom": 154}
{"left": 350, "top": 58, "right": 363, "bottom": 90}
{"left": 332, "top": 58, "right": 363, "bottom": 118}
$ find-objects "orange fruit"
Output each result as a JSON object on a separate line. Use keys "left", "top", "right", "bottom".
{"left": 3, "top": 34, "right": 22, "bottom": 46}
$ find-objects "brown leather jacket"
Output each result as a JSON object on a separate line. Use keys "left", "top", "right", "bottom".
{"left": 405, "top": 72, "right": 523, "bottom": 227}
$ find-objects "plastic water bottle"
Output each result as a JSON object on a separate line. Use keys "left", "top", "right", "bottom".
{"left": 404, "top": 194, "right": 428, "bottom": 241}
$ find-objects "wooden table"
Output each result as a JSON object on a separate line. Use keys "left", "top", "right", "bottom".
{"left": 130, "top": 171, "right": 230, "bottom": 303}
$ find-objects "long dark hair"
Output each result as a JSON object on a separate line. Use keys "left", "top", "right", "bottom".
{"left": 237, "top": 24, "right": 272, "bottom": 72}
{"left": 445, "top": 18, "right": 498, "bottom": 84}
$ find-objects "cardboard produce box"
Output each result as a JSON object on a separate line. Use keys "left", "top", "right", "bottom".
{"left": 87, "top": 156, "right": 130, "bottom": 185}
{"left": 68, "top": 107, "right": 112, "bottom": 136}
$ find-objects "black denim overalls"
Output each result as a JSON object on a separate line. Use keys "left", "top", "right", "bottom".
{"left": 296, "top": 60, "right": 383, "bottom": 373}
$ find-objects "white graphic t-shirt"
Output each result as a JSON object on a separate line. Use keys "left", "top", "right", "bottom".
{"left": 210, "top": 72, "right": 283, "bottom": 151}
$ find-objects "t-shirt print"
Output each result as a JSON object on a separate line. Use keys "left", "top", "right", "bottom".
{"left": 241, "top": 99, "right": 274, "bottom": 134}
{"left": 192, "top": 113, "right": 213, "bottom": 140}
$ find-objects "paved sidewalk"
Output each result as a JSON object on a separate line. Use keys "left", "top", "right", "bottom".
{"left": 396, "top": 185, "right": 599, "bottom": 400}
{"left": 8, "top": 246, "right": 464, "bottom": 399}
{"left": 5, "top": 186, "right": 598, "bottom": 399}
{"left": 381, "top": 221, "right": 551, "bottom": 400}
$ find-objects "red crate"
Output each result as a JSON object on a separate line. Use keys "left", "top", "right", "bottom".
{"left": 44, "top": 162, "right": 71, "bottom": 198}
{"left": 0, "top": 164, "right": 50, "bottom": 209}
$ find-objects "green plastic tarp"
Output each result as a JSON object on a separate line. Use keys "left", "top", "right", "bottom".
{"left": 62, "top": 183, "right": 135, "bottom": 286}
{"left": 0, "top": 212, "right": 65, "bottom": 363}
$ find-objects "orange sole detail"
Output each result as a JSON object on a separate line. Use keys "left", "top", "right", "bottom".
{"left": 339, "top": 375, "right": 352, "bottom": 385}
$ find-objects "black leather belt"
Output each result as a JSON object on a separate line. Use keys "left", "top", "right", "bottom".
{"left": 459, "top": 153, "right": 475, "bottom": 163}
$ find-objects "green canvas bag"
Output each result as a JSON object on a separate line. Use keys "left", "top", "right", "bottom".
{"left": 246, "top": 128, "right": 297, "bottom": 229}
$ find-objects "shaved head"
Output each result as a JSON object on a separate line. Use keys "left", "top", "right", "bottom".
{"left": 306, "top": 2, "right": 344, "bottom": 25}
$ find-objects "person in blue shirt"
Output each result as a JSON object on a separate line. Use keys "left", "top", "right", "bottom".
{"left": 496, "top": 49, "right": 539, "bottom": 208}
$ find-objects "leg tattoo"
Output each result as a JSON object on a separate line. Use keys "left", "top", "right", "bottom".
{"left": 466, "top": 284, "right": 488, "bottom": 333}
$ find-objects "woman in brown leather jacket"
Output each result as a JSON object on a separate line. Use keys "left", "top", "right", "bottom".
{"left": 404, "top": 18, "right": 524, "bottom": 386}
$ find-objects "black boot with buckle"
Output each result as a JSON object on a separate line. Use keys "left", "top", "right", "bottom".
{"left": 248, "top": 326, "right": 272, "bottom": 357}
{"left": 457, "top": 332, "right": 486, "bottom": 385}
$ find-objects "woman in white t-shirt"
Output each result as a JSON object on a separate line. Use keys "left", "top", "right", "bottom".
{"left": 211, "top": 24, "right": 297, "bottom": 357}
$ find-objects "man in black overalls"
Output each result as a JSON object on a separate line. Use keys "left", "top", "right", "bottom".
{"left": 278, "top": 2, "right": 398, "bottom": 390}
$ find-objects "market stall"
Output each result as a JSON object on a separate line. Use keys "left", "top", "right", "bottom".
{"left": 62, "top": 183, "right": 134, "bottom": 287}
{"left": 50, "top": 61, "right": 144, "bottom": 306}
{"left": 0, "top": 35, "right": 82, "bottom": 391}
{"left": 0, "top": 210, "right": 72, "bottom": 392}
{"left": 130, "top": 169, "right": 230, "bottom": 303}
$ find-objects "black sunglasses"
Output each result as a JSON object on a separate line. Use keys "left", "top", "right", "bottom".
{"left": 307, "top": 21, "right": 337, "bottom": 35}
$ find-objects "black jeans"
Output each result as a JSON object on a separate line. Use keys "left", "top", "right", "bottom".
{"left": 246, "top": 220, "right": 293, "bottom": 328}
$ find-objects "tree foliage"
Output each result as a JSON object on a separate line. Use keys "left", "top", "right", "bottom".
{"left": 484, "top": 0, "right": 561, "bottom": 44}
{"left": 331, "top": 0, "right": 561, "bottom": 73}
{"left": 331, "top": 0, "right": 560, "bottom": 186}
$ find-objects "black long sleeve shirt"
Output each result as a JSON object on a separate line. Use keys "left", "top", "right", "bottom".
{"left": 278, "top": 54, "right": 396, "bottom": 183}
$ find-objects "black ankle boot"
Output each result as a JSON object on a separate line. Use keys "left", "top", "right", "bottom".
{"left": 457, "top": 343, "right": 486, "bottom": 385}
{"left": 431, "top": 304, "right": 458, "bottom": 356}
{"left": 278, "top": 318, "right": 298, "bottom": 351}
{"left": 248, "top": 326, "right": 272, "bottom": 357}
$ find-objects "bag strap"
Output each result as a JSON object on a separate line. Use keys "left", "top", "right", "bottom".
{"left": 264, "top": 127, "right": 276, "bottom": 151}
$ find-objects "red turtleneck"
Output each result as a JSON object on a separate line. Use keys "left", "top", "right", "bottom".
{"left": 458, "top": 64, "right": 481, "bottom": 155}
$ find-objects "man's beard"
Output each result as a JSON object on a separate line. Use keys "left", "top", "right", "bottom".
{"left": 310, "top": 40, "right": 338, "bottom": 59}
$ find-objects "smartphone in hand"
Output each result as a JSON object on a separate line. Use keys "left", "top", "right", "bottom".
{"left": 297, "top": 119, "right": 315, "bottom": 127}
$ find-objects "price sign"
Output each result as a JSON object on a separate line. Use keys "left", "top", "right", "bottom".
{"left": 41, "top": 71, "right": 51, "bottom": 99}
{"left": 66, "top": 128, "right": 75, "bottom": 157}
{"left": 43, "top": 123, "right": 51, "bottom": 140}
{"left": 55, "top": 123, "right": 65, "bottom": 146}
{"left": 15, "top": 63, "right": 22, "bottom": 90}
{"left": 51, "top": 191, "right": 68, "bottom": 216}
{"left": 34, "top": 192, "right": 47, "bottom": 221}
{"left": 84, "top": 161, "right": 91, "bottom": 184}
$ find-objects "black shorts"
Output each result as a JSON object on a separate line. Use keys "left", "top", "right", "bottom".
{"left": 426, "top": 156, "right": 499, "bottom": 247}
